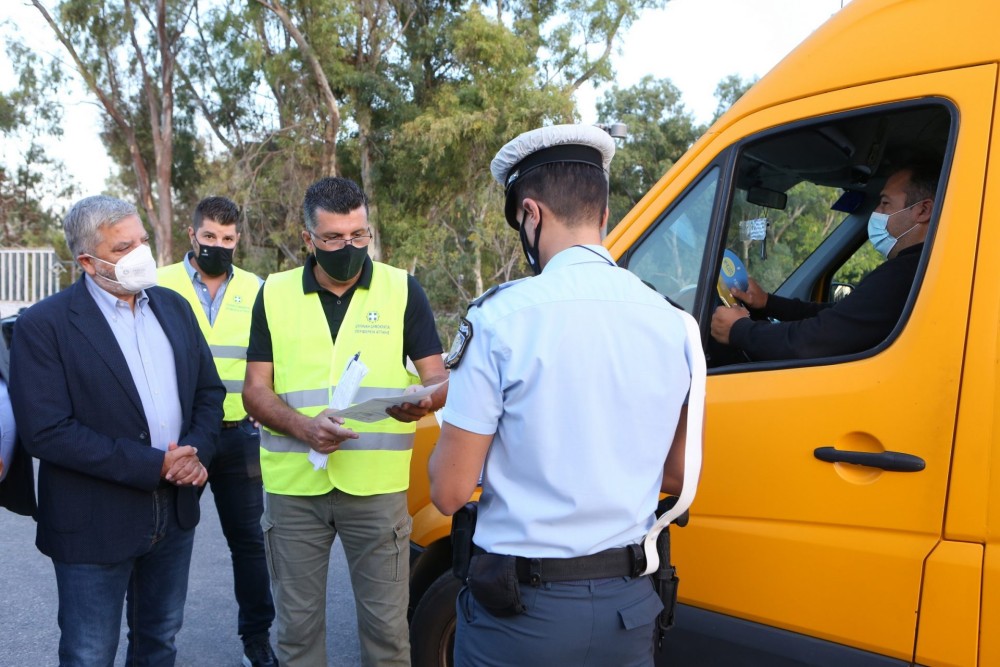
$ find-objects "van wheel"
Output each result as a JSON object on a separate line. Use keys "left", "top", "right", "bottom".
{"left": 410, "top": 571, "right": 462, "bottom": 667}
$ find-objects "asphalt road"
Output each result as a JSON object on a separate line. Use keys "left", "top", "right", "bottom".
{"left": 0, "top": 466, "right": 363, "bottom": 667}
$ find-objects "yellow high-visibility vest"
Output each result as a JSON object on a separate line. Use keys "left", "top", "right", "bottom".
{"left": 260, "top": 262, "right": 417, "bottom": 497}
{"left": 158, "top": 260, "right": 260, "bottom": 422}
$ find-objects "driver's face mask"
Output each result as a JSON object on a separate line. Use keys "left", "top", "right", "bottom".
{"left": 867, "top": 200, "right": 922, "bottom": 258}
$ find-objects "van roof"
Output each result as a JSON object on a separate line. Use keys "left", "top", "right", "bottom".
{"left": 729, "top": 0, "right": 998, "bottom": 125}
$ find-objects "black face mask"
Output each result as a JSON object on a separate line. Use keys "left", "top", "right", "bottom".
{"left": 315, "top": 244, "right": 368, "bottom": 282}
{"left": 519, "top": 211, "right": 542, "bottom": 276}
{"left": 195, "top": 242, "right": 235, "bottom": 277}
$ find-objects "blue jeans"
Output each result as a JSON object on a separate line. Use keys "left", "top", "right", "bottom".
{"left": 52, "top": 485, "right": 196, "bottom": 667}
{"left": 205, "top": 420, "right": 274, "bottom": 639}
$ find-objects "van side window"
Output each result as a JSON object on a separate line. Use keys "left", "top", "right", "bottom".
{"left": 647, "top": 103, "right": 953, "bottom": 371}
{"left": 709, "top": 103, "right": 951, "bottom": 366}
{"left": 624, "top": 167, "right": 719, "bottom": 313}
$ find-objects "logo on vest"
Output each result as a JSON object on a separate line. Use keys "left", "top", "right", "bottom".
{"left": 355, "top": 311, "right": 390, "bottom": 336}
{"left": 225, "top": 293, "right": 251, "bottom": 314}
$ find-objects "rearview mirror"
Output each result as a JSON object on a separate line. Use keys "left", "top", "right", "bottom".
{"left": 747, "top": 186, "right": 787, "bottom": 210}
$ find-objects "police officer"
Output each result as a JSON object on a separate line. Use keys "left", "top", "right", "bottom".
{"left": 429, "top": 124, "right": 703, "bottom": 666}
{"left": 243, "top": 177, "right": 448, "bottom": 667}
{"left": 157, "top": 196, "right": 278, "bottom": 667}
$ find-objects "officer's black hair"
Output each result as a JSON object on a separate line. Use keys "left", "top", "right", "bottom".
{"left": 193, "top": 196, "right": 241, "bottom": 233}
{"left": 509, "top": 162, "right": 608, "bottom": 228}
{"left": 303, "top": 177, "right": 370, "bottom": 231}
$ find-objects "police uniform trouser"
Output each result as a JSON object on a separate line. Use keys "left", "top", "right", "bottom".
{"left": 454, "top": 573, "right": 663, "bottom": 667}
{"left": 261, "top": 489, "right": 412, "bottom": 667}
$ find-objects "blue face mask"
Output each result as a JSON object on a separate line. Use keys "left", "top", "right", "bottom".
{"left": 867, "top": 201, "right": 921, "bottom": 258}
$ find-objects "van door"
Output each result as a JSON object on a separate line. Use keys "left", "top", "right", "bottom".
{"left": 609, "top": 65, "right": 995, "bottom": 664}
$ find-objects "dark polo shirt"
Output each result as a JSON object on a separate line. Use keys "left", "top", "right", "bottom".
{"left": 247, "top": 255, "right": 442, "bottom": 365}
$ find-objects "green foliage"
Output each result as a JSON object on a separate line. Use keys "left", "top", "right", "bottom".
{"left": 381, "top": 5, "right": 577, "bottom": 339}
{"left": 0, "top": 39, "right": 74, "bottom": 251}
{"left": 835, "top": 242, "right": 882, "bottom": 286}
{"left": 712, "top": 73, "right": 757, "bottom": 123}
{"left": 596, "top": 75, "right": 701, "bottom": 227}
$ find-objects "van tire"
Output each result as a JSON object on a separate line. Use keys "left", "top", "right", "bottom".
{"left": 410, "top": 571, "right": 461, "bottom": 667}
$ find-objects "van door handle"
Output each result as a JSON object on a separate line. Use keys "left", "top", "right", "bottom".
{"left": 813, "top": 447, "right": 925, "bottom": 472}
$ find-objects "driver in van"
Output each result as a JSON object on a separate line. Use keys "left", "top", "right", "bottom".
{"left": 710, "top": 156, "right": 939, "bottom": 361}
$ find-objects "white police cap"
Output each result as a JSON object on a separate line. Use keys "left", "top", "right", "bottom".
{"left": 491, "top": 124, "right": 616, "bottom": 229}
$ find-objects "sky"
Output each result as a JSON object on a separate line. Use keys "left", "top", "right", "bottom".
{"left": 578, "top": 0, "right": 849, "bottom": 124}
{"left": 1, "top": 0, "right": 849, "bottom": 200}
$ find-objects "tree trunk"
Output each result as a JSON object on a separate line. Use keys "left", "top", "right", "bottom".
{"left": 357, "top": 107, "right": 383, "bottom": 261}
{"left": 256, "top": 0, "right": 340, "bottom": 176}
{"left": 33, "top": 0, "right": 179, "bottom": 264}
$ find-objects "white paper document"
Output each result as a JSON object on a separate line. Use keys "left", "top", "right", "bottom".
{"left": 308, "top": 353, "right": 368, "bottom": 471}
{"left": 330, "top": 379, "right": 448, "bottom": 423}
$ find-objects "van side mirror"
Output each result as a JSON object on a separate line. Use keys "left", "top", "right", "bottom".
{"left": 831, "top": 282, "right": 855, "bottom": 302}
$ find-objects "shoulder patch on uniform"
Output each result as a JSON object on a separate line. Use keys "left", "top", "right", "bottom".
{"left": 469, "top": 279, "right": 525, "bottom": 309}
{"left": 444, "top": 317, "right": 473, "bottom": 370}
{"left": 470, "top": 284, "right": 502, "bottom": 308}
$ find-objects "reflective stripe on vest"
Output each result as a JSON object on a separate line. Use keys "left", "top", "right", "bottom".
{"left": 261, "top": 262, "right": 415, "bottom": 497}
{"left": 277, "top": 386, "right": 403, "bottom": 409}
{"left": 260, "top": 429, "right": 415, "bottom": 453}
{"left": 157, "top": 261, "right": 260, "bottom": 422}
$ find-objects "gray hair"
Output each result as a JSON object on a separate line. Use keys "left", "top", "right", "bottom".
{"left": 63, "top": 195, "right": 139, "bottom": 258}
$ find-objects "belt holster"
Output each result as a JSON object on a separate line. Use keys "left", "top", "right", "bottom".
{"left": 654, "top": 527, "right": 679, "bottom": 651}
{"left": 450, "top": 502, "right": 477, "bottom": 582}
{"left": 467, "top": 553, "right": 527, "bottom": 617}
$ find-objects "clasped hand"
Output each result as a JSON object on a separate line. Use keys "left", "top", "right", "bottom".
{"left": 162, "top": 443, "right": 208, "bottom": 487}
{"left": 303, "top": 409, "right": 359, "bottom": 454}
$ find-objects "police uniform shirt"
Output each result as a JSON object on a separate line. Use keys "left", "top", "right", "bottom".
{"left": 442, "top": 244, "right": 692, "bottom": 559}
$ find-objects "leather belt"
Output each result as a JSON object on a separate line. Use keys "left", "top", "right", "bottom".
{"left": 512, "top": 545, "right": 646, "bottom": 585}
{"left": 222, "top": 420, "right": 241, "bottom": 429}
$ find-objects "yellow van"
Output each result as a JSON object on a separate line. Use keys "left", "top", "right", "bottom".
{"left": 407, "top": 0, "right": 999, "bottom": 664}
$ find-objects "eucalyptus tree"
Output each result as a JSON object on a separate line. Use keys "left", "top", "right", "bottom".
{"left": 596, "top": 75, "right": 700, "bottom": 226}
{"left": 30, "top": 0, "right": 192, "bottom": 263}
{"left": 0, "top": 41, "right": 74, "bottom": 251}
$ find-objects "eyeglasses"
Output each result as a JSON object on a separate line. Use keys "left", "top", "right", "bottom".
{"left": 309, "top": 231, "right": 373, "bottom": 250}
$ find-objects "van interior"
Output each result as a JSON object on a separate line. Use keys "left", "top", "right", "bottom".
{"left": 620, "top": 101, "right": 952, "bottom": 369}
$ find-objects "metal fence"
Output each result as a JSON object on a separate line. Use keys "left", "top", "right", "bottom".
{"left": 0, "top": 247, "right": 64, "bottom": 315}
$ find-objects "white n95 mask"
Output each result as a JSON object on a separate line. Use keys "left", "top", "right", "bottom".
{"left": 87, "top": 243, "right": 159, "bottom": 292}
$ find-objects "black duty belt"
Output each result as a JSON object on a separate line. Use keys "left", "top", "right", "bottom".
{"left": 511, "top": 545, "right": 646, "bottom": 585}
{"left": 221, "top": 420, "right": 241, "bottom": 429}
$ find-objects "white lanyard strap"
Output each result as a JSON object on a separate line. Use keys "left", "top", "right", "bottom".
{"left": 640, "top": 310, "right": 706, "bottom": 576}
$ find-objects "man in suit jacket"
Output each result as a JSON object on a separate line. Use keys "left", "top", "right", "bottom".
{"left": 0, "top": 335, "right": 36, "bottom": 517}
{"left": 9, "top": 195, "right": 225, "bottom": 667}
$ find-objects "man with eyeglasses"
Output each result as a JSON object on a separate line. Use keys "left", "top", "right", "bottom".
{"left": 243, "top": 177, "right": 448, "bottom": 667}
{"left": 711, "top": 156, "right": 940, "bottom": 361}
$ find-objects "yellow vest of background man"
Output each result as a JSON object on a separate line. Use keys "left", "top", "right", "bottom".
{"left": 260, "top": 262, "right": 417, "bottom": 497}
{"left": 158, "top": 261, "right": 260, "bottom": 422}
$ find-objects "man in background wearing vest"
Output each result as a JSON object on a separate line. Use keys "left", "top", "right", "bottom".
{"left": 158, "top": 197, "right": 277, "bottom": 667}
{"left": 243, "top": 177, "right": 448, "bottom": 667}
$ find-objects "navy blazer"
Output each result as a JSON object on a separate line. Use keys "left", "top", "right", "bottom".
{"left": 0, "top": 342, "right": 37, "bottom": 518}
{"left": 8, "top": 277, "right": 225, "bottom": 564}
